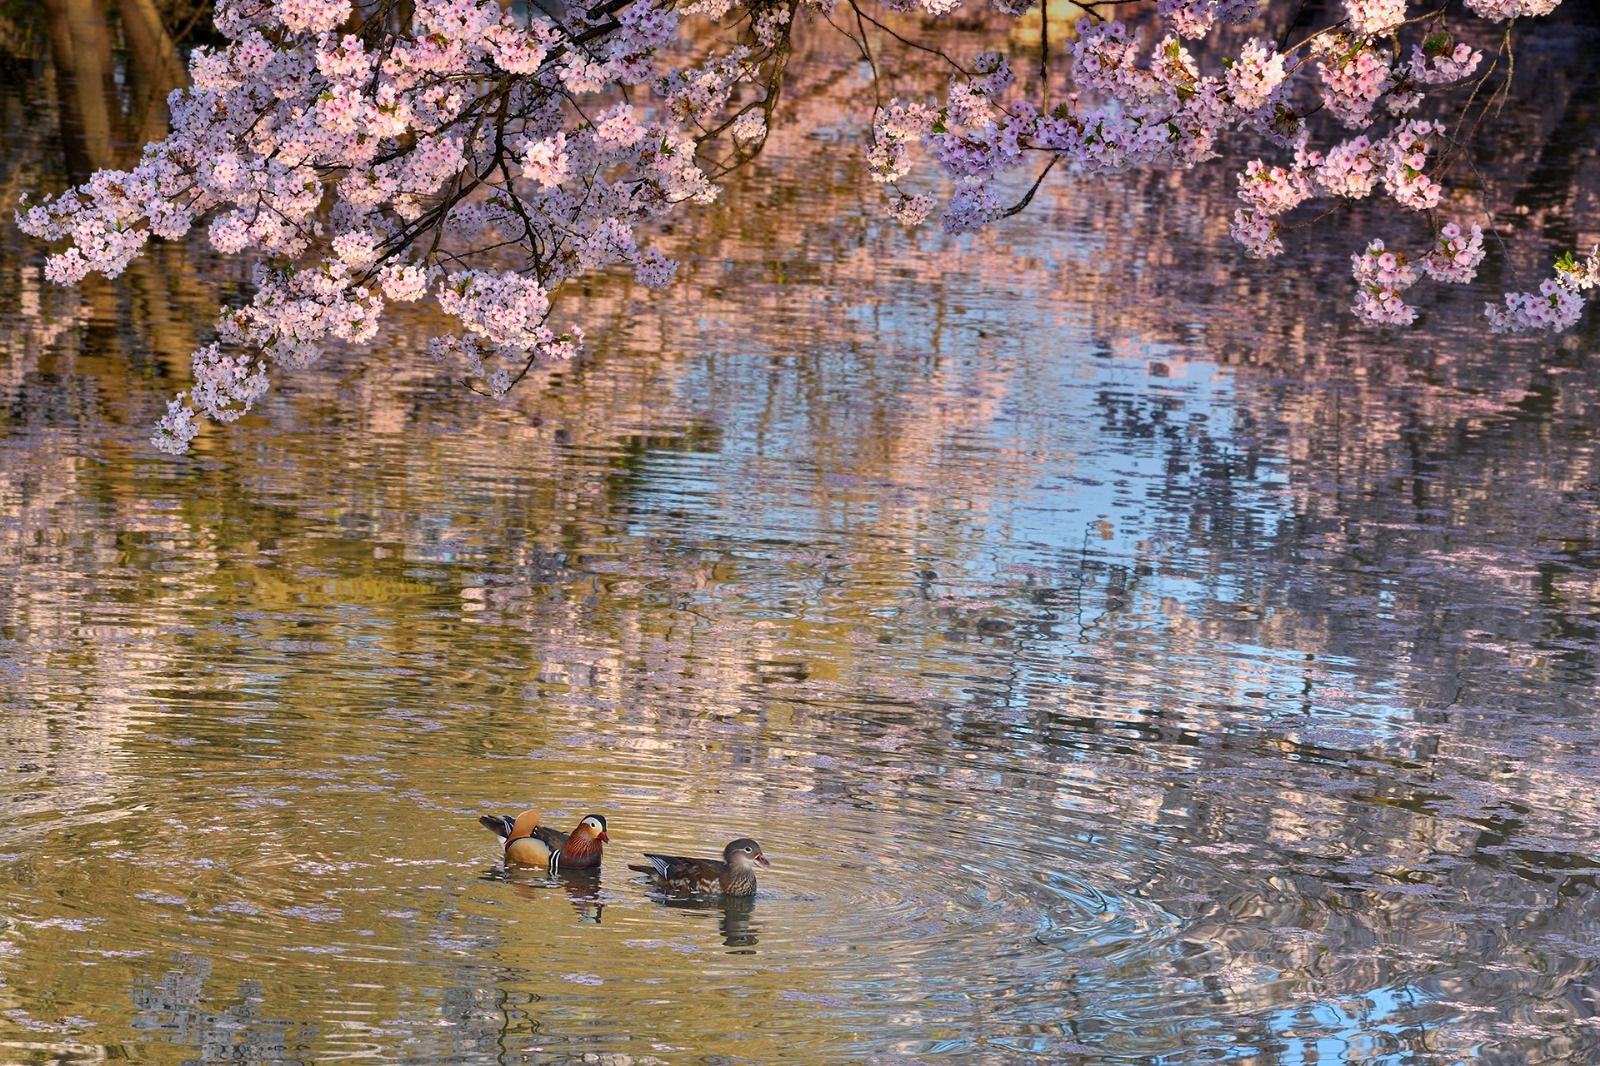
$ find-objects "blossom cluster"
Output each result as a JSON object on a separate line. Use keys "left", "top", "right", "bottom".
{"left": 1465, "top": 0, "right": 1562, "bottom": 20}
{"left": 1426, "top": 222, "right": 1487, "bottom": 284}
{"left": 19, "top": 0, "right": 787, "bottom": 451}
{"left": 876, "top": 10, "right": 1480, "bottom": 230}
{"left": 1484, "top": 248, "right": 1597, "bottom": 333}
{"left": 868, "top": 2, "right": 1583, "bottom": 341}
{"left": 1346, "top": 0, "right": 1407, "bottom": 37}
{"left": 1156, "top": 0, "right": 1258, "bottom": 40}
{"left": 1351, "top": 239, "right": 1422, "bottom": 324}
{"left": 1343, "top": 223, "right": 1490, "bottom": 326}
{"left": 1314, "top": 36, "right": 1394, "bottom": 128}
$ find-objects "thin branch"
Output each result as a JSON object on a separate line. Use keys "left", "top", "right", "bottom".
{"left": 1000, "top": 153, "right": 1061, "bottom": 218}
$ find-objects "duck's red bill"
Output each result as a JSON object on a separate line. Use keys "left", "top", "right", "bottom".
{"left": 757, "top": 855, "right": 771, "bottom": 867}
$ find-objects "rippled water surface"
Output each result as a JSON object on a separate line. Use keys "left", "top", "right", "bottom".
{"left": 4, "top": 20, "right": 1600, "bottom": 1065}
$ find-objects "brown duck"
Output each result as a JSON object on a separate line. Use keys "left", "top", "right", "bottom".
{"left": 480, "top": 810, "right": 609, "bottom": 871}
{"left": 628, "top": 838, "right": 770, "bottom": 896}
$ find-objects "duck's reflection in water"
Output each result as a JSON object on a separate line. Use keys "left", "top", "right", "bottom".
{"left": 659, "top": 895, "right": 760, "bottom": 952}
{"left": 497, "top": 866, "right": 607, "bottom": 923}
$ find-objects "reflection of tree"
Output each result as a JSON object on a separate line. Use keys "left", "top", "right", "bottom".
{"left": 31, "top": 0, "right": 184, "bottom": 178}
{"left": 427, "top": 980, "right": 547, "bottom": 1064}
{"left": 131, "top": 955, "right": 311, "bottom": 1064}
{"left": 39, "top": 0, "right": 115, "bottom": 177}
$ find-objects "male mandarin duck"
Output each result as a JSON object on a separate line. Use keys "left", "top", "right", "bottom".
{"left": 479, "top": 809, "right": 609, "bottom": 871}
{"left": 628, "top": 838, "right": 770, "bottom": 896}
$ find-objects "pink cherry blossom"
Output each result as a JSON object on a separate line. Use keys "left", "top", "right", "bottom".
{"left": 1236, "top": 159, "right": 1312, "bottom": 214}
{"left": 1351, "top": 239, "right": 1421, "bottom": 325}
{"left": 1315, "top": 37, "right": 1393, "bottom": 128}
{"left": 1346, "top": 0, "right": 1407, "bottom": 37}
{"left": 1225, "top": 39, "right": 1287, "bottom": 115}
{"left": 634, "top": 248, "right": 679, "bottom": 288}
{"left": 152, "top": 394, "right": 202, "bottom": 455}
{"left": 1466, "top": 0, "right": 1561, "bottom": 20}
{"left": 1484, "top": 248, "right": 1597, "bottom": 332}
{"left": 1424, "top": 223, "right": 1486, "bottom": 284}
{"left": 1230, "top": 208, "right": 1282, "bottom": 258}
{"left": 888, "top": 193, "right": 937, "bottom": 226}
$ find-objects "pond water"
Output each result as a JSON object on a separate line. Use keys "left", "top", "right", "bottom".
{"left": 2, "top": 17, "right": 1600, "bottom": 1065}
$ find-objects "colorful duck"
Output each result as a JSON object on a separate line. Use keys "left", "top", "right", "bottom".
{"left": 628, "top": 838, "right": 770, "bottom": 896}
{"left": 480, "top": 810, "right": 609, "bottom": 871}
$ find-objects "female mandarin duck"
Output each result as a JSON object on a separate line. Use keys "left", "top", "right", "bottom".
{"left": 479, "top": 809, "right": 609, "bottom": 872}
{"left": 628, "top": 838, "right": 770, "bottom": 896}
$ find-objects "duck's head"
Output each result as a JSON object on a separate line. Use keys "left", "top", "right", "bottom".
{"left": 578, "top": 814, "right": 610, "bottom": 844}
{"left": 724, "top": 838, "right": 770, "bottom": 869}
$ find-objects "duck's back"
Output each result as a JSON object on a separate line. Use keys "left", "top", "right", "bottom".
{"left": 630, "top": 853, "right": 728, "bottom": 894}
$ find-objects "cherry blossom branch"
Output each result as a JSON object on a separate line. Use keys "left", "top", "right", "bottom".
{"left": 14, "top": 0, "right": 1594, "bottom": 456}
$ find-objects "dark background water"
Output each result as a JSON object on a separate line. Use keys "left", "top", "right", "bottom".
{"left": 1, "top": 9, "right": 1600, "bottom": 1063}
